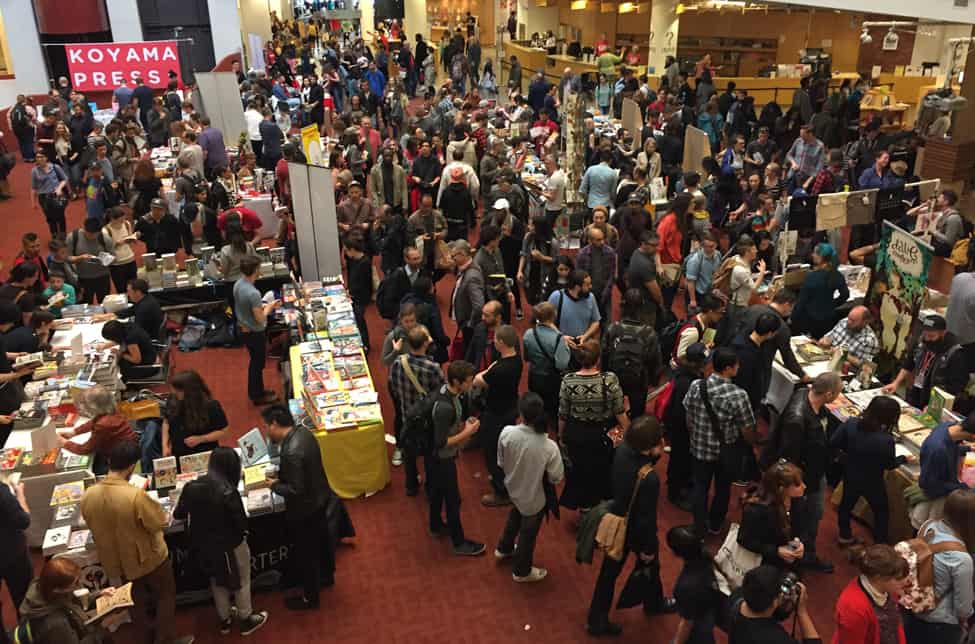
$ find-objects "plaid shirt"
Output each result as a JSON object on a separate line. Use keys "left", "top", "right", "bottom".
{"left": 824, "top": 318, "right": 880, "bottom": 364}
{"left": 684, "top": 374, "right": 755, "bottom": 462}
{"left": 389, "top": 353, "right": 445, "bottom": 415}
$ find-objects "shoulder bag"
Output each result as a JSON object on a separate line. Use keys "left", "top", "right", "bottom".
{"left": 594, "top": 462, "right": 654, "bottom": 561}
{"left": 701, "top": 378, "right": 755, "bottom": 483}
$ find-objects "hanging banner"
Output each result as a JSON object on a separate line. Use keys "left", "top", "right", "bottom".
{"left": 66, "top": 41, "right": 182, "bottom": 92}
{"left": 869, "top": 221, "right": 933, "bottom": 367}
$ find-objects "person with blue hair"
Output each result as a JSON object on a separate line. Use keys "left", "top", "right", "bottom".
{"left": 792, "top": 242, "right": 849, "bottom": 339}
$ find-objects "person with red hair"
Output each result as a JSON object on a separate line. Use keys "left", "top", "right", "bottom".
{"left": 833, "top": 544, "right": 909, "bottom": 644}
{"left": 18, "top": 558, "right": 104, "bottom": 642}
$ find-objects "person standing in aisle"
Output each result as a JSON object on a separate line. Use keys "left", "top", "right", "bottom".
{"left": 343, "top": 237, "right": 373, "bottom": 352}
{"left": 429, "top": 360, "right": 485, "bottom": 556}
{"left": 81, "top": 442, "right": 195, "bottom": 644}
{"left": 263, "top": 405, "right": 336, "bottom": 610}
{"left": 234, "top": 255, "right": 281, "bottom": 406}
{"left": 473, "top": 325, "right": 523, "bottom": 507}
{"left": 448, "top": 240, "right": 485, "bottom": 356}
{"left": 494, "top": 392, "right": 564, "bottom": 582}
{"left": 173, "top": 447, "right": 269, "bottom": 636}
{"left": 0, "top": 464, "right": 31, "bottom": 638}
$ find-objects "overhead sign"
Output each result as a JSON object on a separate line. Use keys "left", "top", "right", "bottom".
{"left": 66, "top": 41, "right": 182, "bottom": 91}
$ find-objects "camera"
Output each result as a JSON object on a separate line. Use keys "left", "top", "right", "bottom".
{"left": 773, "top": 572, "right": 801, "bottom": 621}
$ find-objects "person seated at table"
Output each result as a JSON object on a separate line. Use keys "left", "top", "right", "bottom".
{"left": 217, "top": 222, "right": 257, "bottom": 282}
{"left": 94, "top": 278, "right": 164, "bottom": 341}
{"left": 218, "top": 205, "right": 263, "bottom": 242}
{"left": 4, "top": 310, "right": 54, "bottom": 354}
{"left": 818, "top": 305, "right": 880, "bottom": 370}
{"left": 162, "top": 370, "right": 228, "bottom": 460}
{"left": 237, "top": 152, "right": 258, "bottom": 181}
{"left": 100, "top": 319, "right": 157, "bottom": 382}
{"left": 41, "top": 271, "right": 75, "bottom": 317}
{"left": 57, "top": 385, "right": 137, "bottom": 475}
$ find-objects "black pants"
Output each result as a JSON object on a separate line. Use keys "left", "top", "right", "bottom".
{"left": 39, "top": 194, "right": 66, "bottom": 238}
{"left": 0, "top": 549, "right": 32, "bottom": 630}
{"left": 109, "top": 261, "right": 138, "bottom": 295}
{"left": 837, "top": 476, "right": 889, "bottom": 543}
{"left": 241, "top": 330, "right": 268, "bottom": 401}
{"left": 691, "top": 457, "right": 731, "bottom": 535}
{"left": 78, "top": 274, "right": 112, "bottom": 305}
{"left": 667, "top": 425, "right": 693, "bottom": 502}
{"left": 481, "top": 410, "right": 516, "bottom": 497}
{"left": 289, "top": 511, "right": 334, "bottom": 604}
{"left": 251, "top": 139, "right": 264, "bottom": 166}
{"left": 621, "top": 376, "right": 648, "bottom": 421}
{"left": 352, "top": 299, "right": 370, "bottom": 349}
{"left": 528, "top": 371, "right": 559, "bottom": 430}
{"left": 428, "top": 457, "right": 465, "bottom": 546}
{"left": 588, "top": 551, "right": 664, "bottom": 628}
{"left": 902, "top": 612, "right": 962, "bottom": 644}
{"left": 497, "top": 508, "right": 543, "bottom": 577}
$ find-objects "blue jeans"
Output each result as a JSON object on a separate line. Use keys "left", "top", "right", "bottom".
{"left": 136, "top": 418, "right": 162, "bottom": 474}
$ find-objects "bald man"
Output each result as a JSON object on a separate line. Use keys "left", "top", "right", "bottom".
{"left": 465, "top": 300, "right": 506, "bottom": 370}
{"left": 819, "top": 305, "right": 880, "bottom": 367}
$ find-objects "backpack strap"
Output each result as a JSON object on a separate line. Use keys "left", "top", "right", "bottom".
{"left": 399, "top": 355, "right": 427, "bottom": 396}
{"left": 532, "top": 327, "right": 562, "bottom": 372}
{"left": 556, "top": 290, "right": 565, "bottom": 326}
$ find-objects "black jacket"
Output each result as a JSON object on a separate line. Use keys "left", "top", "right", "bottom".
{"left": 610, "top": 443, "right": 660, "bottom": 555}
{"left": 438, "top": 182, "right": 475, "bottom": 226}
{"left": 464, "top": 321, "right": 502, "bottom": 369}
{"left": 0, "top": 484, "right": 29, "bottom": 567}
{"left": 737, "top": 304, "right": 803, "bottom": 380}
{"left": 173, "top": 474, "right": 246, "bottom": 556}
{"left": 663, "top": 365, "right": 701, "bottom": 437}
{"left": 829, "top": 417, "right": 905, "bottom": 487}
{"left": 732, "top": 334, "right": 769, "bottom": 412}
{"left": 271, "top": 425, "right": 333, "bottom": 521}
{"left": 738, "top": 501, "right": 790, "bottom": 568}
{"left": 763, "top": 388, "right": 829, "bottom": 491}
{"left": 372, "top": 214, "right": 407, "bottom": 273}
{"left": 135, "top": 213, "right": 183, "bottom": 255}
{"left": 179, "top": 202, "right": 221, "bottom": 256}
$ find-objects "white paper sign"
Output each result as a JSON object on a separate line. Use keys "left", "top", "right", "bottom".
{"left": 887, "top": 226, "right": 925, "bottom": 278}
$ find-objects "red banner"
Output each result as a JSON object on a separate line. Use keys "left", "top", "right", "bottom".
{"left": 65, "top": 41, "right": 182, "bottom": 92}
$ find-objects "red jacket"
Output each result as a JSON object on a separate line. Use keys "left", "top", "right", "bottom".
{"left": 833, "top": 577, "right": 906, "bottom": 644}
{"left": 63, "top": 414, "right": 137, "bottom": 458}
{"left": 656, "top": 212, "right": 683, "bottom": 265}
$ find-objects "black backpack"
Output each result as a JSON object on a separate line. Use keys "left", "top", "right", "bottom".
{"left": 607, "top": 323, "right": 648, "bottom": 380}
{"left": 403, "top": 387, "right": 450, "bottom": 456}
{"left": 660, "top": 317, "right": 703, "bottom": 362}
{"left": 10, "top": 104, "right": 28, "bottom": 131}
{"left": 375, "top": 268, "right": 404, "bottom": 320}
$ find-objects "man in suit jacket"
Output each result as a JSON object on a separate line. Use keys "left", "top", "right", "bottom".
{"left": 448, "top": 240, "right": 485, "bottom": 356}
{"left": 368, "top": 146, "right": 409, "bottom": 212}
{"left": 265, "top": 405, "right": 335, "bottom": 610}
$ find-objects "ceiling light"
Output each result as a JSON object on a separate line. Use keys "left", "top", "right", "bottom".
{"left": 860, "top": 28, "right": 873, "bottom": 44}
{"left": 570, "top": 0, "right": 587, "bottom": 9}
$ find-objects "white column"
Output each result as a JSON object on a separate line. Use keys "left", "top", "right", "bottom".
{"left": 405, "top": 0, "right": 427, "bottom": 40}
{"left": 360, "top": 0, "right": 375, "bottom": 40}
{"left": 0, "top": 0, "right": 49, "bottom": 106}
{"left": 207, "top": 0, "right": 243, "bottom": 65}
{"left": 648, "top": 0, "right": 679, "bottom": 77}
{"left": 105, "top": 0, "right": 143, "bottom": 42}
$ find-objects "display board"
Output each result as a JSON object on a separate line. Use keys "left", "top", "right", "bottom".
{"left": 193, "top": 72, "right": 247, "bottom": 148}
{"left": 289, "top": 162, "right": 342, "bottom": 279}
{"left": 66, "top": 41, "right": 182, "bottom": 91}
{"left": 682, "top": 126, "right": 711, "bottom": 177}
{"left": 621, "top": 98, "right": 643, "bottom": 152}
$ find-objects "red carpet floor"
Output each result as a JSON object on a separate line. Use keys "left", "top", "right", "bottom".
{"left": 0, "top": 159, "right": 856, "bottom": 643}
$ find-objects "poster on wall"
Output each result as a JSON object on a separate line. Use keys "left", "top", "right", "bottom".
{"left": 868, "top": 221, "right": 933, "bottom": 371}
{"left": 65, "top": 41, "right": 182, "bottom": 92}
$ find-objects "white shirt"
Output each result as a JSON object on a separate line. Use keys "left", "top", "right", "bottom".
{"left": 546, "top": 169, "right": 566, "bottom": 211}
{"left": 245, "top": 109, "right": 263, "bottom": 140}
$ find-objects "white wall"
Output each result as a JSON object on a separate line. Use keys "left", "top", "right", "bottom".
{"left": 519, "top": 0, "right": 558, "bottom": 41}
{"left": 105, "top": 0, "right": 143, "bottom": 42}
{"left": 911, "top": 23, "right": 973, "bottom": 73}
{"left": 0, "top": 0, "right": 49, "bottom": 107}
{"left": 769, "top": 0, "right": 975, "bottom": 25}
{"left": 209, "top": 0, "right": 243, "bottom": 64}
{"left": 405, "top": 0, "right": 427, "bottom": 40}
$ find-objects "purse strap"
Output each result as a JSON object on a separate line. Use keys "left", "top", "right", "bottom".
{"left": 700, "top": 377, "right": 730, "bottom": 447}
{"left": 624, "top": 463, "right": 654, "bottom": 517}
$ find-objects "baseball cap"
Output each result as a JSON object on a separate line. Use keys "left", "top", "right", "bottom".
{"left": 449, "top": 166, "right": 466, "bottom": 183}
{"left": 685, "top": 343, "right": 710, "bottom": 364}
{"left": 493, "top": 198, "right": 510, "bottom": 211}
{"left": 150, "top": 198, "right": 165, "bottom": 209}
{"left": 922, "top": 314, "right": 947, "bottom": 331}
{"left": 357, "top": 56, "right": 369, "bottom": 67}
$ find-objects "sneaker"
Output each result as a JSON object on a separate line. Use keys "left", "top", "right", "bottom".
{"left": 453, "top": 540, "right": 486, "bottom": 556}
{"left": 481, "top": 493, "right": 512, "bottom": 507}
{"left": 240, "top": 611, "right": 269, "bottom": 636}
{"left": 494, "top": 548, "right": 513, "bottom": 561}
{"left": 515, "top": 309, "right": 524, "bottom": 320}
{"left": 513, "top": 567, "right": 547, "bottom": 583}
{"left": 585, "top": 622, "right": 623, "bottom": 637}
{"left": 391, "top": 448, "right": 403, "bottom": 467}
{"left": 219, "top": 618, "right": 233, "bottom": 635}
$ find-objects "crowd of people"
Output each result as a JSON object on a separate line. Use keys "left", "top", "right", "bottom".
{"left": 0, "top": 9, "right": 974, "bottom": 644}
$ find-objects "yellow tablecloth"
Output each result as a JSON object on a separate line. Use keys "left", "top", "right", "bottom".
{"left": 290, "top": 346, "right": 390, "bottom": 499}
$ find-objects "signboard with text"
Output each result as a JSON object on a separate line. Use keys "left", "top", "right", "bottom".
{"left": 66, "top": 41, "right": 182, "bottom": 92}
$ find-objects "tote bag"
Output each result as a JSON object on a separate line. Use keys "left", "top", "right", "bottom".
{"left": 713, "top": 523, "right": 761, "bottom": 593}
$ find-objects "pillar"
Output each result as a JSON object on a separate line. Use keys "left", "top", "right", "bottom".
{"left": 208, "top": 0, "right": 243, "bottom": 65}
{"left": 360, "top": 0, "right": 374, "bottom": 37}
{"left": 105, "top": 0, "right": 143, "bottom": 42}
{"left": 0, "top": 0, "right": 49, "bottom": 105}
{"left": 405, "top": 0, "right": 427, "bottom": 40}
{"left": 647, "top": 0, "right": 679, "bottom": 77}
{"left": 950, "top": 30, "right": 975, "bottom": 143}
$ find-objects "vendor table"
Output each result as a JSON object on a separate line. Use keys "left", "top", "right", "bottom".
{"left": 150, "top": 275, "right": 291, "bottom": 308}
{"left": 289, "top": 345, "right": 390, "bottom": 499}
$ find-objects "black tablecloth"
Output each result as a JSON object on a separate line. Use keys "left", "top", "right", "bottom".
{"left": 152, "top": 276, "right": 292, "bottom": 308}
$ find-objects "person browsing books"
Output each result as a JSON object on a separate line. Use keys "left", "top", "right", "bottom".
{"left": 161, "top": 371, "right": 228, "bottom": 460}
{"left": 57, "top": 385, "right": 137, "bottom": 475}
{"left": 234, "top": 255, "right": 281, "bottom": 407}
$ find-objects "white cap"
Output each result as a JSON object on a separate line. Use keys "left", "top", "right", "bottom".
{"left": 493, "top": 198, "right": 510, "bottom": 210}
{"left": 357, "top": 57, "right": 369, "bottom": 67}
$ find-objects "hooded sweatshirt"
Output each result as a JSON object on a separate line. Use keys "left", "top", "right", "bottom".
{"left": 19, "top": 580, "right": 97, "bottom": 644}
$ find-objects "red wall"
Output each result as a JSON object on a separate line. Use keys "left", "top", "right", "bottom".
{"left": 33, "top": 0, "right": 109, "bottom": 35}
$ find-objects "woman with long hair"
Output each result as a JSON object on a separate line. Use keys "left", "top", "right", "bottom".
{"left": 173, "top": 447, "right": 269, "bottom": 636}
{"left": 131, "top": 158, "right": 164, "bottom": 218}
{"left": 30, "top": 150, "right": 69, "bottom": 238}
{"left": 834, "top": 544, "right": 909, "bottom": 644}
{"left": 737, "top": 460, "right": 806, "bottom": 568}
{"left": 102, "top": 207, "right": 138, "bottom": 294}
{"left": 542, "top": 255, "right": 574, "bottom": 301}
{"left": 216, "top": 221, "right": 256, "bottom": 281}
{"left": 831, "top": 396, "right": 909, "bottom": 545}
{"left": 901, "top": 489, "right": 975, "bottom": 642}
{"left": 636, "top": 137, "right": 662, "bottom": 180}
{"left": 668, "top": 525, "right": 727, "bottom": 644}
{"left": 558, "top": 340, "right": 629, "bottom": 511}
{"left": 793, "top": 242, "right": 849, "bottom": 338}
{"left": 162, "top": 370, "right": 229, "bottom": 460}
{"left": 656, "top": 192, "right": 692, "bottom": 308}
{"left": 18, "top": 558, "right": 108, "bottom": 642}
{"left": 518, "top": 214, "right": 558, "bottom": 305}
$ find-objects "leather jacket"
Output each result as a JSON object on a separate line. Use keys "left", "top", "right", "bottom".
{"left": 762, "top": 388, "right": 829, "bottom": 492}
{"left": 271, "top": 426, "right": 332, "bottom": 520}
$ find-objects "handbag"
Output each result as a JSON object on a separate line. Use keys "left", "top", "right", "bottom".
{"left": 713, "top": 523, "right": 761, "bottom": 593}
{"left": 701, "top": 378, "right": 755, "bottom": 482}
{"left": 595, "top": 462, "right": 653, "bottom": 561}
{"left": 119, "top": 390, "right": 165, "bottom": 420}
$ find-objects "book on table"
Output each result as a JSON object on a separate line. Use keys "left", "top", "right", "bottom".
{"left": 152, "top": 456, "right": 177, "bottom": 489}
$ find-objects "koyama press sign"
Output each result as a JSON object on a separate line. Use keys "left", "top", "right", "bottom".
{"left": 66, "top": 41, "right": 182, "bottom": 91}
